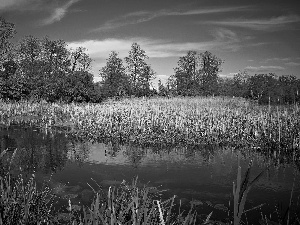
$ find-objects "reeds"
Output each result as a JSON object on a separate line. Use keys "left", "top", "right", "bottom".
{"left": 65, "top": 177, "right": 198, "bottom": 225}
{"left": 232, "top": 154, "right": 265, "bottom": 225}
{"left": 0, "top": 173, "right": 54, "bottom": 224}
{"left": 1, "top": 97, "right": 300, "bottom": 155}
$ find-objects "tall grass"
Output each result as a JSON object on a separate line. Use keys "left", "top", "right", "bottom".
{"left": 1, "top": 97, "right": 299, "bottom": 155}
{"left": 233, "top": 154, "right": 265, "bottom": 225}
{"left": 1, "top": 149, "right": 299, "bottom": 224}
{"left": 1, "top": 97, "right": 300, "bottom": 224}
{"left": 0, "top": 149, "right": 54, "bottom": 224}
{"left": 70, "top": 178, "right": 198, "bottom": 225}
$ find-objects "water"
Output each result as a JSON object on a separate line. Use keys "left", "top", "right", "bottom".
{"left": 1, "top": 125, "right": 299, "bottom": 223}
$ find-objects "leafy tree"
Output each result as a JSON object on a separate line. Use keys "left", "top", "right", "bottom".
{"left": 174, "top": 51, "right": 200, "bottom": 96}
{"left": 0, "top": 17, "right": 16, "bottom": 66}
{"left": 231, "top": 71, "right": 250, "bottom": 97}
{"left": 217, "top": 77, "right": 234, "bottom": 96}
{"left": 137, "top": 65, "right": 156, "bottom": 96}
{"left": 0, "top": 17, "right": 17, "bottom": 100}
{"left": 100, "top": 51, "right": 129, "bottom": 98}
{"left": 1, "top": 60, "right": 18, "bottom": 79}
{"left": 42, "top": 36, "right": 70, "bottom": 76}
{"left": 16, "top": 36, "right": 42, "bottom": 83}
{"left": 65, "top": 71, "right": 96, "bottom": 102}
{"left": 125, "top": 43, "right": 155, "bottom": 96}
{"left": 199, "top": 51, "right": 223, "bottom": 96}
{"left": 158, "top": 79, "right": 167, "bottom": 96}
{"left": 14, "top": 36, "right": 70, "bottom": 100}
{"left": 247, "top": 73, "right": 279, "bottom": 104}
{"left": 166, "top": 75, "right": 177, "bottom": 96}
{"left": 278, "top": 75, "right": 298, "bottom": 104}
{"left": 70, "top": 47, "right": 92, "bottom": 72}
{"left": 173, "top": 51, "right": 223, "bottom": 96}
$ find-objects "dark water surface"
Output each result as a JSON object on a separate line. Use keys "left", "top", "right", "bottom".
{"left": 1, "top": 125, "right": 299, "bottom": 223}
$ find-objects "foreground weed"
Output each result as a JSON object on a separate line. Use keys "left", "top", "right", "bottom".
{"left": 68, "top": 177, "right": 198, "bottom": 225}
{"left": 233, "top": 154, "right": 265, "bottom": 225}
{"left": 0, "top": 173, "right": 54, "bottom": 224}
{"left": 0, "top": 149, "right": 54, "bottom": 224}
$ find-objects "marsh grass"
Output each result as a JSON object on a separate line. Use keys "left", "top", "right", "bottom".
{"left": 0, "top": 149, "right": 55, "bottom": 224}
{"left": 68, "top": 177, "right": 198, "bottom": 225}
{"left": 0, "top": 149, "right": 299, "bottom": 224}
{"left": 233, "top": 154, "right": 265, "bottom": 225}
{"left": 1, "top": 97, "right": 300, "bottom": 224}
{"left": 1, "top": 97, "right": 300, "bottom": 157}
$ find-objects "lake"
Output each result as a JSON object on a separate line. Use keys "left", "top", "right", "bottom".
{"left": 1, "top": 124, "right": 299, "bottom": 223}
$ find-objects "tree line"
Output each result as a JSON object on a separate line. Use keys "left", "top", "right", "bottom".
{"left": 1, "top": 17, "right": 299, "bottom": 104}
{"left": 158, "top": 51, "right": 300, "bottom": 104}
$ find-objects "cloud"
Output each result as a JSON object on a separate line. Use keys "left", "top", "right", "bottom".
{"left": 0, "top": 0, "right": 81, "bottom": 25}
{"left": 285, "top": 62, "right": 300, "bottom": 66}
{"left": 68, "top": 32, "right": 243, "bottom": 76}
{"left": 205, "top": 15, "right": 300, "bottom": 31}
{"left": 40, "top": 0, "right": 81, "bottom": 25}
{"left": 265, "top": 57, "right": 291, "bottom": 62}
{"left": 92, "top": 6, "right": 249, "bottom": 32}
{"left": 68, "top": 29, "right": 241, "bottom": 61}
{"left": 245, "top": 66, "right": 285, "bottom": 72}
{"left": 0, "top": 0, "right": 28, "bottom": 11}
{"left": 219, "top": 72, "right": 238, "bottom": 78}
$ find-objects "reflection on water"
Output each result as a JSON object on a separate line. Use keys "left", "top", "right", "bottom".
{"left": 0, "top": 125, "right": 299, "bottom": 222}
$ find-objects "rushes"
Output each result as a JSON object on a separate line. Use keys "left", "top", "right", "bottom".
{"left": 233, "top": 154, "right": 265, "bottom": 225}
{"left": 1, "top": 97, "right": 300, "bottom": 153}
{"left": 0, "top": 173, "right": 54, "bottom": 224}
{"left": 70, "top": 178, "right": 198, "bottom": 225}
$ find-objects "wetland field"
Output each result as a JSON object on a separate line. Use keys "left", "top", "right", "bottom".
{"left": 0, "top": 97, "right": 300, "bottom": 224}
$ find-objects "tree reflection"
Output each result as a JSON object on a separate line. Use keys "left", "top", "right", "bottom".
{"left": 123, "top": 143, "right": 146, "bottom": 168}
{"left": 0, "top": 125, "right": 69, "bottom": 174}
{"left": 105, "top": 139, "right": 121, "bottom": 158}
{"left": 67, "top": 139, "right": 90, "bottom": 166}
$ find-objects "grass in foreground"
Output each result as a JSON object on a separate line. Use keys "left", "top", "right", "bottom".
{"left": 1, "top": 149, "right": 299, "bottom": 224}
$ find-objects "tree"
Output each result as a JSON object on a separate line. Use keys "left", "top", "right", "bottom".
{"left": 0, "top": 17, "right": 16, "bottom": 66}
{"left": 137, "top": 65, "right": 156, "bottom": 96}
{"left": 14, "top": 36, "right": 71, "bottom": 100}
{"left": 278, "top": 75, "right": 298, "bottom": 104}
{"left": 199, "top": 51, "right": 223, "bottom": 96}
{"left": 17, "top": 36, "right": 42, "bottom": 76}
{"left": 174, "top": 51, "right": 200, "bottom": 96}
{"left": 42, "top": 36, "right": 70, "bottom": 76}
{"left": 100, "top": 51, "right": 129, "bottom": 98}
{"left": 125, "top": 43, "right": 154, "bottom": 96}
{"left": 232, "top": 71, "right": 250, "bottom": 97}
{"left": 70, "top": 47, "right": 92, "bottom": 72}
{"left": 65, "top": 71, "right": 95, "bottom": 102}
{"left": 166, "top": 75, "right": 177, "bottom": 96}
{"left": 248, "top": 73, "right": 279, "bottom": 104}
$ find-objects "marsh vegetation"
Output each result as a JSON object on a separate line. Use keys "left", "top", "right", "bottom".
{"left": 1, "top": 97, "right": 300, "bottom": 224}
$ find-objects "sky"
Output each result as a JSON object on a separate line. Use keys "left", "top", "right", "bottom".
{"left": 1, "top": 0, "right": 300, "bottom": 86}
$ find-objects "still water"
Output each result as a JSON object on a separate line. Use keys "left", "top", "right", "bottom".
{"left": 1, "top": 125, "right": 299, "bottom": 223}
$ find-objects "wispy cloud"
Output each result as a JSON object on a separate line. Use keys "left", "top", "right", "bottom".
{"left": 40, "top": 0, "right": 81, "bottom": 26}
{"left": 265, "top": 57, "right": 291, "bottom": 62}
{"left": 285, "top": 62, "right": 300, "bottom": 66}
{"left": 68, "top": 30, "right": 244, "bottom": 75}
{"left": 1, "top": 0, "right": 81, "bottom": 26}
{"left": 219, "top": 72, "right": 238, "bottom": 78}
{"left": 205, "top": 15, "right": 300, "bottom": 31}
{"left": 68, "top": 29, "right": 242, "bottom": 61}
{"left": 245, "top": 65, "right": 285, "bottom": 72}
{"left": 0, "top": 0, "right": 28, "bottom": 11}
{"left": 0, "top": 0, "right": 46, "bottom": 11}
{"left": 92, "top": 6, "right": 249, "bottom": 32}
